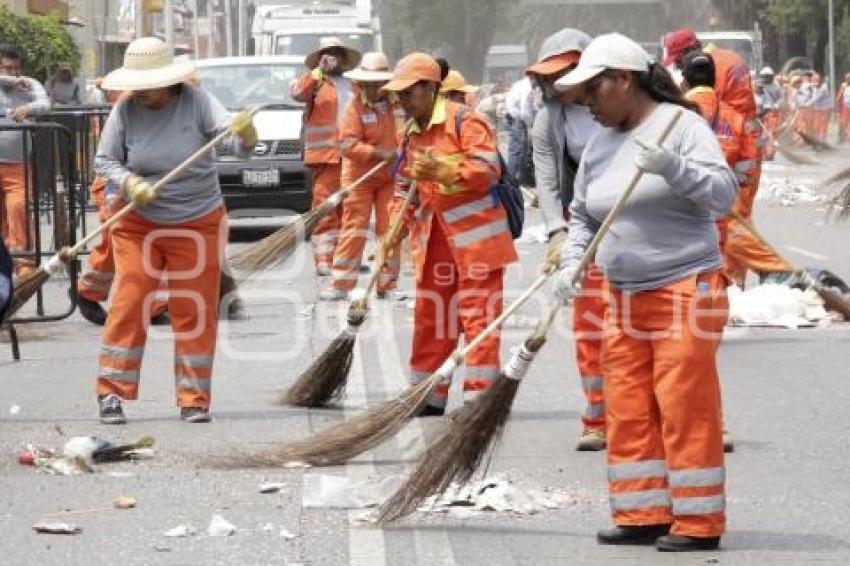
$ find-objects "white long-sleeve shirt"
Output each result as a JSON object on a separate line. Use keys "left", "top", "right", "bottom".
{"left": 505, "top": 77, "right": 535, "bottom": 126}
{"left": 0, "top": 75, "right": 49, "bottom": 163}
{"left": 562, "top": 103, "right": 738, "bottom": 292}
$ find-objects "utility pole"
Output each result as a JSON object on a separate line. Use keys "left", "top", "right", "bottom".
{"left": 224, "top": 0, "right": 233, "bottom": 56}
{"left": 828, "top": 0, "right": 837, "bottom": 99}
{"left": 165, "top": 0, "right": 174, "bottom": 46}
{"left": 237, "top": 0, "right": 245, "bottom": 56}
{"left": 192, "top": 0, "right": 200, "bottom": 57}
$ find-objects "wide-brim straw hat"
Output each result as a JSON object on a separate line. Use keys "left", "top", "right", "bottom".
{"left": 439, "top": 70, "right": 479, "bottom": 94}
{"left": 343, "top": 52, "right": 393, "bottom": 82}
{"left": 101, "top": 37, "right": 195, "bottom": 91}
{"left": 305, "top": 37, "right": 362, "bottom": 71}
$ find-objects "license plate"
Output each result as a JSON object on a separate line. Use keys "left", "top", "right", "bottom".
{"left": 242, "top": 169, "right": 280, "bottom": 187}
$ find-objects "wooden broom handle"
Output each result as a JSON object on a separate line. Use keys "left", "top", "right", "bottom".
{"left": 60, "top": 106, "right": 264, "bottom": 259}
{"left": 729, "top": 210, "right": 794, "bottom": 270}
{"left": 363, "top": 181, "right": 417, "bottom": 297}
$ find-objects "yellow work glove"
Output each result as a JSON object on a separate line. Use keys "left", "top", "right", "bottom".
{"left": 230, "top": 110, "right": 258, "bottom": 148}
{"left": 412, "top": 149, "right": 461, "bottom": 193}
{"left": 311, "top": 67, "right": 324, "bottom": 81}
{"left": 124, "top": 175, "right": 157, "bottom": 207}
{"left": 544, "top": 229, "right": 568, "bottom": 273}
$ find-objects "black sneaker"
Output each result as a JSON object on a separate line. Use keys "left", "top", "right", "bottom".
{"left": 150, "top": 310, "right": 171, "bottom": 326}
{"left": 70, "top": 288, "right": 107, "bottom": 326}
{"left": 597, "top": 524, "right": 672, "bottom": 546}
{"left": 415, "top": 404, "right": 446, "bottom": 417}
{"left": 180, "top": 407, "right": 211, "bottom": 423}
{"left": 358, "top": 265, "right": 370, "bottom": 274}
{"left": 98, "top": 394, "right": 127, "bottom": 425}
{"left": 656, "top": 534, "right": 721, "bottom": 552}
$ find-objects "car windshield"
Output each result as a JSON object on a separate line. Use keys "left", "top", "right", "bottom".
{"left": 274, "top": 33, "right": 373, "bottom": 56}
{"left": 195, "top": 63, "right": 301, "bottom": 110}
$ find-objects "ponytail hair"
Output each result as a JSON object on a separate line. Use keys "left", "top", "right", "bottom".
{"left": 435, "top": 57, "right": 450, "bottom": 81}
{"left": 634, "top": 62, "right": 699, "bottom": 113}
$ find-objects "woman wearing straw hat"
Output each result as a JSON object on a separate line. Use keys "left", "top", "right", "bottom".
{"left": 552, "top": 33, "right": 736, "bottom": 551}
{"left": 321, "top": 52, "right": 407, "bottom": 301}
{"left": 382, "top": 53, "right": 517, "bottom": 415}
{"left": 439, "top": 70, "right": 480, "bottom": 106}
{"left": 290, "top": 37, "right": 362, "bottom": 276}
{"left": 93, "top": 37, "right": 257, "bottom": 424}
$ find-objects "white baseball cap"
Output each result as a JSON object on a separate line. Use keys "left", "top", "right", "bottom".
{"left": 555, "top": 33, "right": 652, "bottom": 90}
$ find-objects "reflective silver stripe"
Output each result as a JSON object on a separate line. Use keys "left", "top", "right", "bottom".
{"left": 378, "top": 275, "right": 396, "bottom": 283}
{"left": 175, "top": 354, "right": 214, "bottom": 369}
{"left": 735, "top": 173, "right": 749, "bottom": 183}
{"left": 582, "top": 376, "right": 604, "bottom": 392}
{"left": 339, "top": 138, "right": 357, "bottom": 149}
{"left": 462, "top": 389, "right": 485, "bottom": 403}
{"left": 83, "top": 269, "right": 113, "bottom": 280}
{"left": 608, "top": 459, "right": 668, "bottom": 482}
{"left": 305, "top": 140, "right": 337, "bottom": 149}
{"left": 332, "top": 270, "right": 359, "bottom": 281}
{"left": 98, "top": 367, "right": 140, "bottom": 383}
{"left": 468, "top": 151, "right": 500, "bottom": 165}
{"left": 82, "top": 282, "right": 112, "bottom": 292}
{"left": 101, "top": 344, "right": 144, "bottom": 360}
{"left": 585, "top": 401, "right": 605, "bottom": 419}
{"left": 671, "top": 494, "right": 725, "bottom": 515}
{"left": 305, "top": 125, "right": 336, "bottom": 135}
{"left": 333, "top": 258, "right": 361, "bottom": 268}
{"left": 610, "top": 489, "right": 671, "bottom": 511}
{"left": 465, "top": 366, "right": 500, "bottom": 380}
{"left": 176, "top": 375, "right": 212, "bottom": 392}
{"left": 734, "top": 159, "right": 756, "bottom": 172}
{"left": 443, "top": 195, "right": 495, "bottom": 224}
{"left": 452, "top": 219, "right": 510, "bottom": 248}
{"left": 385, "top": 259, "right": 401, "bottom": 267}
{"left": 668, "top": 467, "right": 724, "bottom": 488}
{"left": 410, "top": 370, "right": 432, "bottom": 385}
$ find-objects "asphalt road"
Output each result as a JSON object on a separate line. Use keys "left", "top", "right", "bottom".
{"left": 2, "top": 144, "right": 850, "bottom": 565}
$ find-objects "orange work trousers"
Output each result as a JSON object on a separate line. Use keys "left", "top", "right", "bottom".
{"left": 309, "top": 163, "right": 343, "bottom": 272}
{"left": 96, "top": 207, "right": 226, "bottom": 409}
{"left": 812, "top": 109, "right": 831, "bottom": 141}
{"left": 331, "top": 180, "right": 400, "bottom": 292}
{"left": 0, "top": 162, "right": 35, "bottom": 276}
{"left": 410, "top": 219, "right": 504, "bottom": 409}
{"left": 839, "top": 109, "right": 850, "bottom": 142}
{"left": 572, "top": 263, "right": 606, "bottom": 432}
{"left": 78, "top": 177, "right": 167, "bottom": 316}
{"left": 604, "top": 271, "right": 728, "bottom": 538}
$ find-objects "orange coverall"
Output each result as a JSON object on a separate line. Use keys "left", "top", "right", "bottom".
{"left": 396, "top": 97, "right": 517, "bottom": 408}
{"left": 837, "top": 83, "right": 850, "bottom": 142}
{"left": 0, "top": 162, "right": 34, "bottom": 276}
{"left": 332, "top": 90, "right": 407, "bottom": 292}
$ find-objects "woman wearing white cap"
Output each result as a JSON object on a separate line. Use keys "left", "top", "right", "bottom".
{"left": 321, "top": 52, "right": 407, "bottom": 300}
{"left": 93, "top": 37, "right": 257, "bottom": 424}
{"left": 552, "top": 33, "right": 737, "bottom": 551}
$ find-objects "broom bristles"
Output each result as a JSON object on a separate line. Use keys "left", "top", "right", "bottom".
{"left": 776, "top": 139, "right": 819, "bottom": 165}
{"left": 6, "top": 269, "right": 50, "bottom": 319}
{"left": 205, "top": 372, "right": 442, "bottom": 469}
{"left": 822, "top": 166, "right": 850, "bottom": 187}
{"left": 815, "top": 283, "right": 850, "bottom": 320}
{"left": 798, "top": 130, "right": 836, "bottom": 152}
{"left": 828, "top": 182, "right": 850, "bottom": 222}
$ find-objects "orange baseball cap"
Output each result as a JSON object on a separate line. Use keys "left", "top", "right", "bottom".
{"left": 382, "top": 52, "right": 441, "bottom": 92}
{"left": 526, "top": 51, "right": 581, "bottom": 77}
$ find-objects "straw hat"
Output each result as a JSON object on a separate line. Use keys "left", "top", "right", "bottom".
{"left": 101, "top": 37, "right": 195, "bottom": 91}
{"left": 439, "top": 70, "right": 478, "bottom": 94}
{"left": 343, "top": 52, "right": 393, "bottom": 82}
{"left": 305, "top": 37, "right": 362, "bottom": 71}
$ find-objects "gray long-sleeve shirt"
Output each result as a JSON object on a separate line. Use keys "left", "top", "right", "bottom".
{"left": 562, "top": 103, "right": 738, "bottom": 292}
{"left": 95, "top": 85, "right": 241, "bottom": 224}
{"left": 0, "top": 75, "right": 49, "bottom": 163}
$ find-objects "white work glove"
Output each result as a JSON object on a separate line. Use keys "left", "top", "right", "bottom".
{"left": 548, "top": 260, "right": 582, "bottom": 304}
{"left": 634, "top": 139, "right": 679, "bottom": 177}
{"left": 544, "top": 229, "right": 568, "bottom": 273}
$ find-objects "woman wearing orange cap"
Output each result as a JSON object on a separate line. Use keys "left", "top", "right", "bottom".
{"left": 382, "top": 52, "right": 517, "bottom": 415}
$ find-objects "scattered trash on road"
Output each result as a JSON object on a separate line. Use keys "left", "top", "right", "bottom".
{"left": 9, "top": 404, "right": 20, "bottom": 415}
{"left": 258, "top": 481, "right": 286, "bottom": 494}
{"left": 113, "top": 496, "right": 137, "bottom": 510}
{"left": 32, "top": 521, "right": 82, "bottom": 535}
{"left": 163, "top": 524, "right": 197, "bottom": 538}
{"left": 207, "top": 514, "right": 237, "bottom": 537}
{"left": 729, "top": 284, "right": 830, "bottom": 328}
{"left": 280, "top": 527, "right": 297, "bottom": 540}
{"left": 302, "top": 474, "right": 399, "bottom": 509}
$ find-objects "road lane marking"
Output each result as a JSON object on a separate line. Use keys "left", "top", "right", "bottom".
{"left": 784, "top": 245, "right": 829, "bottom": 261}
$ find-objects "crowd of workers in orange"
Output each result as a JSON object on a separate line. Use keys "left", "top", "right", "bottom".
{"left": 2, "top": 20, "right": 847, "bottom": 554}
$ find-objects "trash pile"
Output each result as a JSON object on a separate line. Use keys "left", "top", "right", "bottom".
{"left": 728, "top": 284, "right": 831, "bottom": 328}
{"left": 18, "top": 435, "right": 155, "bottom": 476}
{"left": 760, "top": 180, "right": 827, "bottom": 208}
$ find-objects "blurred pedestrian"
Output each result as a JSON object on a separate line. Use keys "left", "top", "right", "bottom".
{"left": 46, "top": 62, "right": 82, "bottom": 107}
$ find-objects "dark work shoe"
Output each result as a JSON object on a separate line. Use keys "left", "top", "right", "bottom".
{"left": 98, "top": 394, "right": 127, "bottom": 425}
{"left": 358, "top": 265, "right": 370, "bottom": 274}
{"left": 150, "top": 310, "right": 171, "bottom": 326}
{"left": 70, "top": 288, "right": 107, "bottom": 326}
{"left": 597, "top": 524, "right": 672, "bottom": 546}
{"left": 656, "top": 534, "right": 721, "bottom": 552}
{"left": 180, "top": 407, "right": 211, "bottom": 423}
{"left": 415, "top": 404, "right": 446, "bottom": 418}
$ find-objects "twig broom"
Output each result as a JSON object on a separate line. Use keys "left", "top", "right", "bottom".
{"left": 228, "top": 160, "right": 388, "bottom": 275}
{"left": 377, "top": 108, "right": 685, "bottom": 523}
{"left": 5, "top": 108, "right": 262, "bottom": 320}
{"left": 282, "top": 182, "right": 418, "bottom": 407}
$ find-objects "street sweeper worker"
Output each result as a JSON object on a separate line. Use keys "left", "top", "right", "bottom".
{"left": 0, "top": 43, "right": 49, "bottom": 277}
{"left": 553, "top": 33, "right": 737, "bottom": 552}
{"left": 837, "top": 73, "right": 850, "bottom": 142}
{"left": 321, "top": 52, "right": 407, "bottom": 301}
{"left": 382, "top": 52, "right": 518, "bottom": 416}
{"left": 439, "top": 70, "right": 480, "bottom": 106}
{"left": 529, "top": 28, "right": 609, "bottom": 451}
{"left": 290, "top": 37, "right": 362, "bottom": 276}
{"left": 757, "top": 66, "right": 782, "bottom": 160}
{"left": 93, "top": 37, "right": 257, "bottom": 425}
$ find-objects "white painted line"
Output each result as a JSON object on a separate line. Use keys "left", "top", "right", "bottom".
{"left": 375, "top": 303, "right": 458, "bottom": 566}
{"left": 784, "top": 245, "right": 829, "bottom": 261}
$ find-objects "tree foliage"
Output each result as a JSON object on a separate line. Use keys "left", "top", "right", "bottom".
{"left": 0, "top": 6, "right": 80, "bottom": 83}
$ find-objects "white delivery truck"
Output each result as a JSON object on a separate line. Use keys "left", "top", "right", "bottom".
{"left": 252, "top": 0, "right": 382, "bottom": 57}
